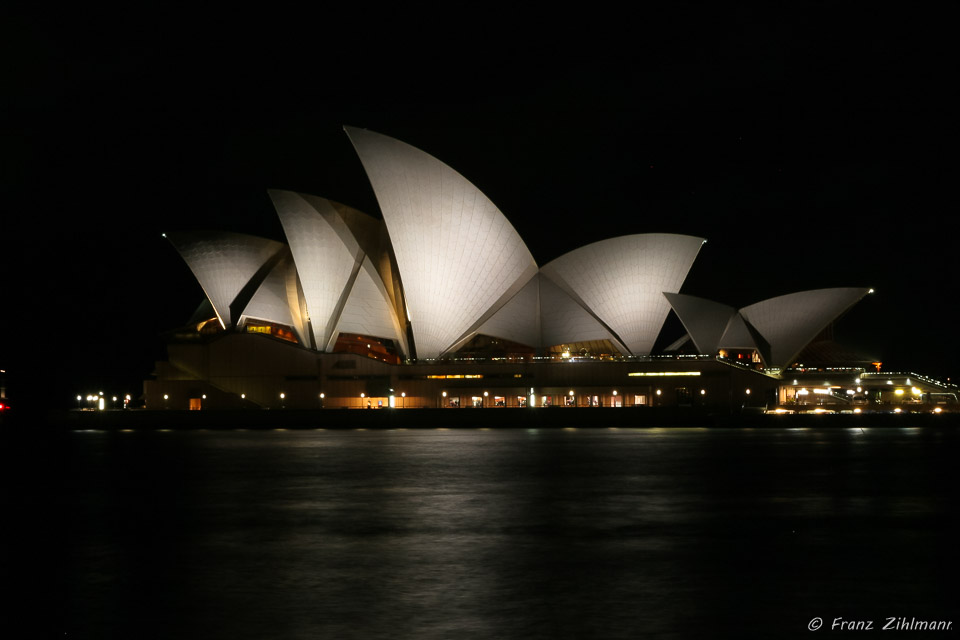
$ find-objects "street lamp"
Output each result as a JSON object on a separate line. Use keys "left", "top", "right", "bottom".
{"left": 280, "top": 392, "right": 286, "bottom": 409}
{"left": 569, "top": 389, "right": 575, "bottom": 407}
{"left": 612, "top": 390, "right": 618, "bottom": 407}
{"left": 400, "top": 392, "right": 405, "bottom": 409}
{"left": 483, "top": 390, "right": 488, "bottom": 408}
{"left": 319, "top": 392, "right": 325, "bottom": 408}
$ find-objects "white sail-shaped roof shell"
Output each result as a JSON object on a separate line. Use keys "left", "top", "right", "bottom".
{"left": 270, "top": 190, "right": 364, "bottom": 350}
{"left": 663, "top": 292, "right": 737, "bottom": 355}
{"left": 472, "top": 274, "right": 541, "bottom": 348}
{"left": 718, "top": 313, "right": 759, "bottom": 350}
{"left": 345, "top": 126, "right": 538, "bottom": 359}
{"left": 333, "top": 256, "right": 410, "bottom": 355}
{"left": 541, "top": 234, "right": 704, "bottom": 355}
{"left": 539, "top": 275, "right": 624, "bottom": 352}
{"left": 168, "top": 231, "right": 285, "bottom": 329}
{"left": 739, "top": 288, "right": 871, "bottom": 368}
{"left": 238, "top": 252, "right": 308, "bottom": 344}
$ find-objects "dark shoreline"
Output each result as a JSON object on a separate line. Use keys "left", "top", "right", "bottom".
{"left": 31, "top": 407, "right": 960, "bottom": 430}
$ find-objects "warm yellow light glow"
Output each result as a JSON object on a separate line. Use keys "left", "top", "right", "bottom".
{"left": 442, "top": 391, "right": 447, "bottom": 397}
{"left": 568, "top": 390, "right": 574, "bottom": 396}
{"left": 894, "top": 389, "right": 904, "bottom": 395}
{"left": 911, "top": 387, "right": 921, "bottom": 395}
{"left": 628, "top": 371, "right": 701, "bottom": 377}
{"left": 359, "top": 393, "right": 364, "bottom": 398}
{"left": 280, "top": 393, "right": 286, "bottom": 399}
{"left": 894, "top": 407, "right": 902, "bottom": 413}
{"left": 700, "top": 389, "right": 706, "bottom": 395}
{"left": 797, "top": 389, "right": 809, "bottom": 395}
{"left": 656, "top": 389, "right": 661, "bottom": 396}
{"left": 745, "top": 389, "right": 751, "bottom": 395}
{"left": 426, "top": 374, "right": 484, "bottom": 379}
{"left": 934, "top": 407, "right": 942, "bottom": 413}
{"left": 854, "top": 408, "right": 862, "bottom": 414}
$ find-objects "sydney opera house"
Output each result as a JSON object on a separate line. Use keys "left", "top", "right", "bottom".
{"left": 144, "top": 126, "right": 933, "bottom": 413}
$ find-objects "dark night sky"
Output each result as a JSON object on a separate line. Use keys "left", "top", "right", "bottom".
{"left": 2, "top": 5, "right": 956, "bottom": 407}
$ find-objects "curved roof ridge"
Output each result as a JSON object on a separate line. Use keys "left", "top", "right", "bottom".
{"left": 663, "top": 292, "right": 737, "bottom": 355}
{"left": 270, "top": 189, "right": 370, "bottom": 351}
{"left": 344, "top": 126, "right": 538, "bottom": 359}
{"left": 166, "top": 230, "right": 286, "bottom": 329}
{"left": 739, "top": 287, "right": 871, "bottom": 368}
{"left": 541, "top": 234, "right": 705, "bottom": 355}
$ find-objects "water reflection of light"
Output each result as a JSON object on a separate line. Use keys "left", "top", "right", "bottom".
{"left": 120, "top": 429, "right": 134, "bottom": 433}
{"left": 274, "top": 428, "right": 288, "bottom": 432}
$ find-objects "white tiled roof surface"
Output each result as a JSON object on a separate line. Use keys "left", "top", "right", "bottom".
{"left": 239, "top": 252, "right": 307, "bottom": 343}
{"left": 539, "top": 274, "right": 621, "bottom": 351}
{"left": 346, "top": 126, "right": 538, "bottom": 359}
{"left": 270, "top": 190, "right": 363, "bottom": 350}
{"left": 739, "top": 288, "right": 870, "bottom": 368}
{"left": 663, "top": 292, "right": 737, "bottom": 355}
{"left": 473, "top": 274, "right": 541, "bottom": 348}
{"left": 335, "top": 256, "right": 409, "bottom": 355}
{"left": 168, "top": 231, "right": 285, "bottom": 328}
{"left": 541, "top": 234, "right": 704, "bottom": 355}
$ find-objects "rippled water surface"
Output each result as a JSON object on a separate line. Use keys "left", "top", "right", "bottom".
{"left": 34, "top": 427, "right": 960, "bottom": 638}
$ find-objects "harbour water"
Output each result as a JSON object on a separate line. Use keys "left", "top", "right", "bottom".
{"left": 19, "top": 426, "right": 960, "bottom": 638}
